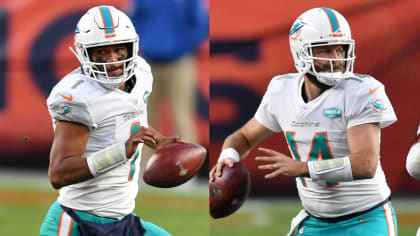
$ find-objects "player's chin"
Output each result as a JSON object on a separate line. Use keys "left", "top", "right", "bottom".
{"left": 107, "top": 68, "right": 123, "bottom": 77}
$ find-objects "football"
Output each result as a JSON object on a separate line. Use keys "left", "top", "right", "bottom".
{"left": 143, "top": 142, "right": 207, "bottom": 188}
{"left": 210, "top": 162, "right": 251, "bottom": 219}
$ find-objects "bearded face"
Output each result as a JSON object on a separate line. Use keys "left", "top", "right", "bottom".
{"left": 312, "top": 45, "right": 346, "bottom": 73}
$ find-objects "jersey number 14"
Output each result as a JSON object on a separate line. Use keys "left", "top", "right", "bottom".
{"left": 286, "top": 131, "right": 339, "bottom": 188}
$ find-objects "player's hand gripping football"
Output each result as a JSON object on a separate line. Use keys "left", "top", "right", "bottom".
{"left": 209, "top": 157, "right": 236, "bottom": 182}
{"left": 125, "top": 126, "right": 182, "bottom": 158}
{"left": 255, "top": 147, "right": 308, "bottom": 179}
{"left": 154, "top": 132, "right": 184, "bottom": 150}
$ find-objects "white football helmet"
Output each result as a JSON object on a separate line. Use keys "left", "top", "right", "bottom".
{"left": 289, "top": 8, "right": 355, "bottom": 86}
{"left": 70, "top": 5, "right": 139, "bottom": 89}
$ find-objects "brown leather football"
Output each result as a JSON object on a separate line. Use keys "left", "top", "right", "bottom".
{"left": 210, "top": 162, "right": 251, "bottom": 218}
{"left": 143, "top": 142, "right": 207, "bottom": 188}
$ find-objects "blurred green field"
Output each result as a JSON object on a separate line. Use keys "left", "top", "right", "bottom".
{"left": 0, "top": 171, "right": 209, "bottom": 236}
{"left": 0, "top": 188, "right": 208, "bottom": 236}
{"left": 210, "top": 200, "right": 297, "bottom": 235}
{"left": 211, "top": 198, "right": 420, "bottom": 236}
{"left": 0, "top": 171, "right": 419, "bottom": 236}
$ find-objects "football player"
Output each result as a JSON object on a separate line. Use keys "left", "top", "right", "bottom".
{"left": 406, "top": 124, "right": 420, "bottom": 179}
{"left": 210, "top": 7, "right": 398, "bottom": 236}
{"left": 40, "top": 6, "right": 179, "bottom": 236}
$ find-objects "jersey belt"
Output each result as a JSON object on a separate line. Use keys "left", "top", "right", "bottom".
{"left": 306, "top": 196, "right": 391, "bottom": 223}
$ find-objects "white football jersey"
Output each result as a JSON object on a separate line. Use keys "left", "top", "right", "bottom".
{"left": 255, "top": 73, "right": 397, "bottom": 218}
{"left": 47, "top": 57, "right": 152, "bottom": 219}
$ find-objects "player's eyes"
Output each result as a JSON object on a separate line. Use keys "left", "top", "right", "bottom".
{"left": 91, "top": 50, "right": 106, "bottom": 58}
{"left": 314, "top": 48, "right": 326, "bottom": 54}
{"left": 116, "top": 47, "right": 126, "bottom": 54}
{"left": 94, "top": 57, "right": 105, "bottom": 63}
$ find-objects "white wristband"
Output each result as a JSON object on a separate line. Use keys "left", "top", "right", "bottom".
{"left": 87, "top": 143, "right": 127, "bottom": 177}
{"left": 308, "top": 156, "right": 353, "bottom": 182}
{"left": 218, "top": 148, "right": 240, "bottom": 163}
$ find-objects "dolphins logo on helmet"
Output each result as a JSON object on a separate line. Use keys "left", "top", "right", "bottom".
{"left": 290, "top": 18, "right": 307, "bottom": 40}
{"left": 289, "top": 8, "right": 356, "bottom": 86}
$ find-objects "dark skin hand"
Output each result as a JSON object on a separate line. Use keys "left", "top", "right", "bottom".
{"left": 48, "top": 121, "right": 181, "bottom": 189}
{"left": 124, "top": 125, "right": 182, "bottom": 157}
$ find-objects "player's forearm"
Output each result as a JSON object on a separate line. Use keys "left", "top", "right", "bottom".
{"left": 48, "top": 156, "right": 93, "bottom": 189}
{"left": 306, "top": 151, "right": 378, "bottom": 182}
{"left": 297, "top": 161, "right": 310, "bottom": 177}
{"left": 219, "top": 118, "right": 273, "bottom": 163}
{"left": 222, "top": 130, "right": 254, "bottom": 161}
{"left": 349, "top": 151, "right": 378, "bottom": 179}
{"left": 344, "top": 123, "right": 380, "bottom": 180}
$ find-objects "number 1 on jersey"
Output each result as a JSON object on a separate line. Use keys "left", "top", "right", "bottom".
{"left": 128, "top": 122, "right": 141, "bottom": 181}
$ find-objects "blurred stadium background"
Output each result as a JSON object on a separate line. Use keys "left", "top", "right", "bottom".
{"left": 210, "top": 0, "right": 420, "bottom": 235}
{"left": 0, "top": 0, "right": 209, "bottom": 235}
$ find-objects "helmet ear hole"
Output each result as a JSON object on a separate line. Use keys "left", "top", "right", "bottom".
{"left": 300, "top": 60, "right": 306, "bottom": 69}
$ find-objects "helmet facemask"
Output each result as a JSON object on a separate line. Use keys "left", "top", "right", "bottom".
{"left": 76, "top": 43, "right": 135, "bottom": 88}
{"left": 70, "top": 6, "right": 139, "bottom": 89}
{"left": 303, "top": 40, "right": 355, "bottom": 86}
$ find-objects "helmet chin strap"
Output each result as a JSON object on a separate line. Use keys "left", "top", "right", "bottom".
{"left": 99, "top": 80, "right": 124, "bottom": 89}
{"left": 304, "top": 59, "right": 347, "bottom": 86}
{"left": 315, "top": 72, "right": 345, "bottom": 86}
{"left": 304, "top": 71, "right": 333, "bottom": 90}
